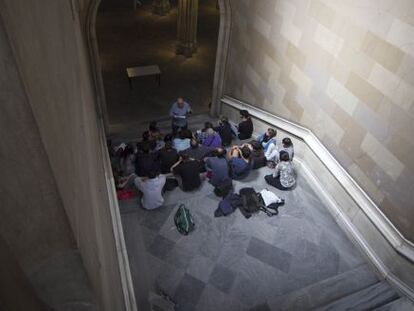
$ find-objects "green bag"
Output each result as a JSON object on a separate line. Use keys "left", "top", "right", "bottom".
{"left": 174, "top": 204, "right": 195, "bottom": 235}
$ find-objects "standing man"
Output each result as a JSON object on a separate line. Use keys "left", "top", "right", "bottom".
{"left": 170, "top": 97, "right": 192, "bottom": 134}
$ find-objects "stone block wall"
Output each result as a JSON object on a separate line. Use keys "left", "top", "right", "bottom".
{"left": 225, "top": 0, "right": 414, "bottom": 240}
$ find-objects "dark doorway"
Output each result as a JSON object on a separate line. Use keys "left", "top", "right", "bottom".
{"left": 96, "top": 0, "right": 220, "bottom": 133}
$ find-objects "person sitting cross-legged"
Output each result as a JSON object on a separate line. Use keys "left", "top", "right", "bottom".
{"left": 228, "top": 145, "right": 251, "bottom": 180}
{"left": 159, "top": 141, "right": 179, "bottom": 174}
{"left": 182, "top": 138, "right": 214, "bottom": 162}
{"left": 264, "top": 151, "right": 296, "bottom": 190}
{"left": 247, "top": 141, "right": 266, "bottom": 169}
{"left": 258, "top": 128, "right": 277, "bottom": 154}
{"left": 205, "top": 148, "right": 230, "bottom": 187}
{"left": 236, "top": 110, "right": 253, "bottom": 140}
{"left": 134, "top": 170, "right": 166, "bottom": 210}
{"left": 173, "top": 129, "right": 192, "bottom": 152}
{"left": 200, "top": 128, "right": 222, "bottom": 148}
{"left": 214, "top": 116, "right": 233, "bottom": 147}
{"left": 171, "top": 153, "right": 202, "bottom": 192}
{"left": 135, "top": 141, "right": 160, "bottom": 177}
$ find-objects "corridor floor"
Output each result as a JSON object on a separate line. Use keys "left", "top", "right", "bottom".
{"left": 119, "top": 167, "right": 379, "bottom": 311}
{"left": 96, "top": 0, "right": 220, "bottom": 132}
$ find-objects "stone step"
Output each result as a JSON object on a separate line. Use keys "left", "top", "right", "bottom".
{"left": 267, "top": 263, "right": 379, "bottom": 311}
{"left": 372, "top": 297, "right": 414, "bottom": 311}
{"left": 314, "top": 281, "right": 399, "bottom": 311}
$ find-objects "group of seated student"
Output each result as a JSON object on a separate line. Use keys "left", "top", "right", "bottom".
{"left": 108, "top": 109, "right": 296, "bottom": 211}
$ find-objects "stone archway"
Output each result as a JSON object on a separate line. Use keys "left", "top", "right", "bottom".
{"left": 85, "top": 0, "right": 231, "bottom": 132}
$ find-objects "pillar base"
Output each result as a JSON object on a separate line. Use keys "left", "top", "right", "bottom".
{"left": 176, "top": 42, "right": 197, "bottom": 58}
{"left": 152, "top": 0, "right": 170, "bottom": 16}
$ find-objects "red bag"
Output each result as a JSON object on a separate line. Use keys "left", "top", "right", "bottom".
{"left": 117, "top": 189, "right": 135, "bottom": 200}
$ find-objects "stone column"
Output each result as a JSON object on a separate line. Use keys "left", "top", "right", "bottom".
{"left": 152, "top": 0, "right": 170, "bottom": 16}
{"left": 176, "top": 0, "right": 198, "bottom": 57}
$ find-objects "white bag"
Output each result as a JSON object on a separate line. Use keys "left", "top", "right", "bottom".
{"left": 259, "top": 189, "right": 283, "bottom": 206}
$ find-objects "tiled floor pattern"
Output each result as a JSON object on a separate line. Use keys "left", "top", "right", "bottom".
{"left": 119, "top": 167, "right": 376, "bottom": 310}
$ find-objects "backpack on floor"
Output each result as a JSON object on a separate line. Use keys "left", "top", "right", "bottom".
{"left": 214, "top": 179, "right": 233, "bottom": 197}
{"left": 214, "top": 193, "right": 242, "bottom": 217}
{"left": 239, "top": 187, "right": 279, "bottom": 218}
{"left": 239, "top": 187, "right": 261, "bottom": 218}
{"left": 174, "top": 204, "right": 195, "bottom": 235}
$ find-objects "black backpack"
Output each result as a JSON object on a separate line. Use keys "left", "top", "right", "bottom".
{"left": 214, "top": 179, "right": 233, "bottom": 197}
{"left": 239, "top": 187, "right": 278, "bottom": 218}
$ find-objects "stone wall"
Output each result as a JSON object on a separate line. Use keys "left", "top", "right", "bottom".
{"left": 0, "top": 13, "right": 77, "bottom": 309}
{"left": 0, "top": 0, "right": 127, "bottom": 309}
{"left": 225, "top": 0, "right": 414, "bottom": 240}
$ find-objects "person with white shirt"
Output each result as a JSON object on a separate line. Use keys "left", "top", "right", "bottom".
{"left": 134, "top": 170, "right": 166, "bottom": 210}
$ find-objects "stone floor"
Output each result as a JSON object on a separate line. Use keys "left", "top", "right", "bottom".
{"left": 119, "top": 166, "right": 381, "bottom": 311}
{"left": 96, "top": 0, "right": 220, "bottom": 132}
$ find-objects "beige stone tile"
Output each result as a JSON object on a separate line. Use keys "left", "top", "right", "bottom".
{"left": 313, "top": 109, "right": 345, "bottom": 145}
{"left": 384, "top": 132, "right": 414, "bottom": 171}
{"left": 285, "top": 98, "right": 304, "bottom": 122}
{"left": 329, "top": 59, "right": 351, "bottom": 84}
{"left": 355, "top": 154, "right": 377, "bottom": 176}
{"left": 263, "top": 54, "right": 281, "bottom": 85}
{"left": 348, "top": 163, "right": 385, "bottom": 204}
{"left": 386, "top": 18, "right": 414, "bottom": 58}
{"left": 368, "top": 63, "right": 414, "bottom": 111}
{"left": 314, "top": 23, "right": 344, "bottom": 57}
{"left": 286, "top": 42, "right": 306, "bottom": 69}
{"left": 337, "top": 45, "right": 375, "bottom": 80}
{"left": 398, "top": 54, "right": 414, "bottom": 87}
{"left": 246, "top": 64, "right": 261, "bottom": 89}
{"left": 361, "top": 31, "right": 404, "bottom": 73}
{"left": 345, "top": 72, "right": 384, "bottom": 112}
{"left": 252, "top": 14, "right": 272, "bottom": 39}
{"left": 331, "top": 16, "right": 367, "bottom": 51}
{"left": 326, "top": 77, "right": 358, "bottom": 116}
{"left": 361, "top": 132, "right": 405, "bottom": 181}
{"left": 280, "top": 20, "right": 302, "bottom": 47}
{"left": 289, "top": 64, "right": 313, "bottom": 96}
{"left": 308, "top": 0, "right": 335, "bottom": 28}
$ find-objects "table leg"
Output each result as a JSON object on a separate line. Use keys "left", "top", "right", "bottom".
{"left": 128, "top": 77, "right": 132, "bottom": 89}
{"left": 158, "top": 74, "right": 161, "bottom": 86}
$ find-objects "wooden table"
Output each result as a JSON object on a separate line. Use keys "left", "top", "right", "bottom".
{"left": 126, "top": 65, "right": 161, "bottom": 89}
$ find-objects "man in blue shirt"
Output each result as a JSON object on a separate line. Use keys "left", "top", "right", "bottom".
{"left": 169, "top": 97, "right": 192, "bottom": 134}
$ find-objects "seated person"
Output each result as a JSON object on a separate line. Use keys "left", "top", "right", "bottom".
{"left": 197, "top": 121, "right": 214, "bottom": 140}
{"left": 265, "top": 137, "right": 295, "bottom": 166}
{"left": 119, "top": 144, "right": 136, "bottom": 176}
{"left": 135, "top": 142, "right": 160, "bottom": 177}
{"left": 233, "top": 110, "right": 253, "bottom": 140}
{"left": 173, "top": 129, "right": 191, "bottom": 152}
{"left": 214, "top": 116, "right": 233, "bottom": 147}
{"left": 280, "top": 137, "right": 294, "bottom": 160}
{"left": 201, "top": 128, "right": 222, "bottom": 148}
{"left": 171, "top": 153, "right": 202, "bottom": 191}
{"left": 228, "top": 145, "right": 251, "bottom": 180}
{"left": 159, "top": 141, "right": 179, "bottom": 174}
{"left": 137, "top": 131, "right": 156, "bottom": 152}
{"left": 264, "top": 151, "right": 296, "bottom": 190}
{"left": 247, "top": 141, "right": 266, "bottom": 169}
{"left": 134, "top": 170, "right": 166, "bottom": 210}
{"left": 148, "top": 121, "right": 161, "bottom": 140}
{"left": 205, "top": 148, "right": 230, "bottom": 187}
{"left": 182, "top": 138, "right": 214, "bottom": 161}
{"left": 258, "top": 128, "right": 277, "bottom": 153}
